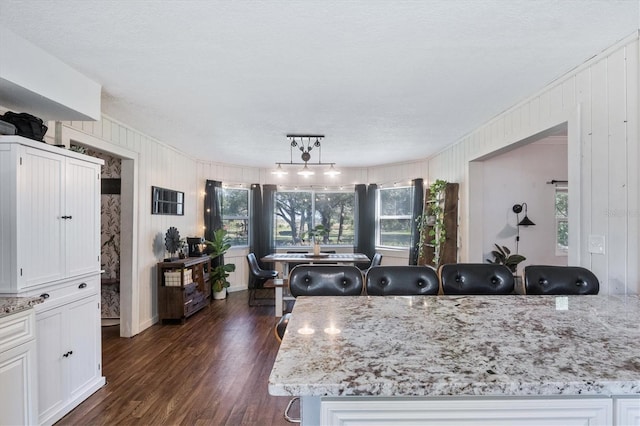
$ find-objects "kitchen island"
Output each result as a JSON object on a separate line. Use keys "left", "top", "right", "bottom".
{"left": 269, "top": 295, "right": 640, "bottom": 425}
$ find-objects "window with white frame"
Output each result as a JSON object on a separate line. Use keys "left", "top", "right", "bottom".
{"left": 377, "top": 186, "right": 413, "bottom": 248}
{"left": 555, "top": 185, "right": 568, "bottom": 255}
{"left": 274, "top": 190, "right": 355, "bottom": 247}
{"left": 222, "top": 187, "right": 249, "bottom": 246}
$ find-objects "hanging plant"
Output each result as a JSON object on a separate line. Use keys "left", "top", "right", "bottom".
{"left": 417, "top": 179, "right": 448, "bottom": 265}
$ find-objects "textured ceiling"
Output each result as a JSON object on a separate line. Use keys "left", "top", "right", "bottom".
{"left": 0, "top": 1, "right": 638, "bottom": 168}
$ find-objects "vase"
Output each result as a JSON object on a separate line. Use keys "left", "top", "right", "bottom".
{"left": 213, "top": 288, "right": 227, "bottom": 300}
{"left": 313, "top": 242, "right": 321, "bottom": 256}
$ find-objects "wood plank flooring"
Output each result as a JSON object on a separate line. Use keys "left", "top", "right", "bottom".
{"left": 57, "top": 290, "right": 297, "bottom": 425}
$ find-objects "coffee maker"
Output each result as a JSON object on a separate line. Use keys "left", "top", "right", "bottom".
{"left": 187, "top": 237, "right": 205, "bottom": 257}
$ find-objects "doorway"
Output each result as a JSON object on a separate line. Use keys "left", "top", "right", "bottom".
{"left": 466, "top": 120, "right": 579, "bottom": 268}
{"left": 62, "top": 125, "right": 139, "bottom": 337}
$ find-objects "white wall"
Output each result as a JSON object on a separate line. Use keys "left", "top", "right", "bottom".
{"left": 478, "top": 137, "right": 568, "bottom": 270}
{"left": 429, "top": 32, "right": 640, "bottom": 295}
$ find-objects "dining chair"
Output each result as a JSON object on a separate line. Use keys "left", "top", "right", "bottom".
{"left": 366, "top": 265, "right": 439, "bottom": 295}
{"left": 524, "top": 265, "right": 599, "bottom": 295}
{"left": 246, "top": 253, "right": 278, "bottom": 306}
{"left": 288, "top": 264, "right": 364, "bottom": 296}
{"left": 440, "top": 263, "right": 514, "bottom": 295}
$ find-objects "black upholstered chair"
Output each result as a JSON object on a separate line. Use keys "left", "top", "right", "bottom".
{"left": 358, "top": 252, "right": 382, "bottom": 271}
{"left": 440, "top": 263, "right": 514, "bottom": 295}
{"left": 246, "top": 253, "right": 278, "bottom": 305}
{"left": 366, "top": 265, "right": 439, "bottom": 295}
{"left": 524, "top": 265, "right": 599, "bottom": 295}
{"left": 246, "top": 252, "right": 278, "bottom": 288}
{"left": 274, "top": 312, "right": 291, "bottom": 342}
{"left": 288, "top": 264, "right": 363, "bottom": 296}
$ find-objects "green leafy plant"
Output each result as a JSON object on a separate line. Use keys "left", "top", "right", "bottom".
{"left": 206, "top": 229, "right": 237, "bottom": 293}
{"left": 486, "top": 244, "right": 526, "bottom": 273}
{"left": 304, "top": 224, "right": 329, "bottom": 243}
{"left": 417, "top": 179, "right": 448, "bottom": 264}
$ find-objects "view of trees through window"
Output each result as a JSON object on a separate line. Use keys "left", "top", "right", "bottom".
{"left": 555, "top": 186, "right": 568, "bottom": 254}
{"left": 275, "top": 191, "right": 355, "bottom": 247}
{"left": 222, "top": 187, "right": 249, "bottom": 246}
{"left": 377, "top": 186, "right": 413, "bottom": 248}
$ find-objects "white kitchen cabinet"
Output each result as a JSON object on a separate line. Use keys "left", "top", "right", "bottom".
{"left": 0, "top": 308, "right": 38, "bottom": 426}
{"left": 0, "top": 136, "right": 105, "bottom": 425}
{"left": 318, "top": 397, "right": 614, "bottom": 426}
{"left": 35, "top": 276, "right": 104, "bottom": 426}
{"left": 0, "top": 136, "right": 102, "bottom": 293}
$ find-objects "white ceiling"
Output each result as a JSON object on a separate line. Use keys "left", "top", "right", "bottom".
{"left": 1, "top": 1, "right": 638, "bottom": 168}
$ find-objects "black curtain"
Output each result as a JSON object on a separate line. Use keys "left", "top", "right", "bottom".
{"left": 355, "top": 184, "right": 367, "bottom": 254}
{"left": 261, "top": 184, "right": 277, "bottom": 269}
{"left": 204, "top": 180, "right": 223, "bottom": 241}
{"left": 355, "top": 183, "right": 377, "bottom": 261}
{"left": 204, "top": 180, "right": 224, "bottom": 278}
{"left": 408, "top": 178, "right": 424, "bottom": 265}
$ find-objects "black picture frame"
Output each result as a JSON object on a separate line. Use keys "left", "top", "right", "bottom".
{"left": 151, "top": 186, "right": 184, "bottom": 215}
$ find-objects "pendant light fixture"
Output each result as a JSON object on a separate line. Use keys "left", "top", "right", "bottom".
{"left": 274, "top": 134, "right": 339, "bottom": 176}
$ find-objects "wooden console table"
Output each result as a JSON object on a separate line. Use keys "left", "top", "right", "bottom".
{"left": 157, "top": 256, "right": 211, "bottom": 323}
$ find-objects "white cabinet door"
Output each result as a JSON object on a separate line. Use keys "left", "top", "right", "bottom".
{"left": 18, "top": 147, "right": 66, "bottom": 287}
{"left": 0, "top": 137, "right": 103, "bottom": 294}
{"left": 65, "top": 157, "right": 101, "bottom": 277}
{"left": 36, "top": 287, "right": 103, "bottom": 426}
{"left": 0, "top": 309, "right": 38, "bottom": 426}
{"left": 67, "top": 294, "right": 101, "bottom": 399}
{"left": 36, "top": 306, "right": 66, "bottom": 423}
{"left": 319, "top": 397, "right": 613, "bottom": 426}
{"left": 0, "top": 341, "right": 38, "bottom": 426}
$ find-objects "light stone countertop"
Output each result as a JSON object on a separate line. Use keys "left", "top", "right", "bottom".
{"left": 0, "top": 296, "right": 43, "bottom": 318}
{"left": 269, "top": 295, "right": 640, "bottom": 397}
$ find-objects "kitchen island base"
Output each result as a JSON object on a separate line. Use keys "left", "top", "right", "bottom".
{"left": 300, "top": 395, "right": 639, "bottom": 425}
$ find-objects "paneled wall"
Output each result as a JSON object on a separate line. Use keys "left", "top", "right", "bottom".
{"left": 428, "top": 33, "right": 640, "bottom": 295}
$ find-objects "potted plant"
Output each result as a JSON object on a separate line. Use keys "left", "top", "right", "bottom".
{"left": 486, "top": 244, "right": 526, "bottom": 273}
{"left": 206, "top": 229, "right": 236, "bottom": 299}
{"left": 305, "top": 224, "right": 329, "bottom": 256}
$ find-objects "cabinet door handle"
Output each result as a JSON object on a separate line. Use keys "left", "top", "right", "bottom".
{"left": 40, "top": 293, "right": 50, "bottom": 299}
{"left": 61, "top": 215, "right": 73, "bottom": 219}
{"left": 78, "top": 283, "right": 87, "bottom": 289}
{"left": 62, "top": 350, "right": 74, "bottom": 358}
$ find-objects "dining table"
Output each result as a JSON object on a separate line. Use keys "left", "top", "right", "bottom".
{"left": 260, "top": 252, "right": 370, "bottom": 317}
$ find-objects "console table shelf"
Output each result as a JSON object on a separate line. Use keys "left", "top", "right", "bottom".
{"left": 157, "top": 257, "right": 211, "bottom": 323}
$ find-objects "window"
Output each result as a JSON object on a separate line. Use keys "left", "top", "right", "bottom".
{"left": 274, "top": 190, "right": 355, "bottom": 247}
{"left": 555, "top": 185, "right": 568, "bottom": 255}
{"left": 377, "top": 186, "right": 413, "bottom": 248}
{"left": 222, "top": 187, "right": 249, "bottom": 246}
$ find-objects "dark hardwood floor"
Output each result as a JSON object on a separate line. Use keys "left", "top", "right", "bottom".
{"left": 57, "top": 290, "right": 297, "bottom": 425}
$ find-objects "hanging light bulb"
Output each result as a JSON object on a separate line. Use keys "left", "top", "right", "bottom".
{"left": 324, "top": 164, "right": 341, "bottom": 176}
{"left": 271, "top": 164, "right": 288, "bottom": 176}
{"left": 297, "top": 164, "right": 315, "bottom": 176}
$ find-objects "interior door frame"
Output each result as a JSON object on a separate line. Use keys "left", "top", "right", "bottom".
{"left": 61, "top": 125, "right": 140, "bottom": 337}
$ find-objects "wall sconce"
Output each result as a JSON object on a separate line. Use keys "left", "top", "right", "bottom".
{"left": 512, "top": 203, "right": 535, "bottom": 227}
{"left": 512, "top": 202, "right": 534, "bottom": 254}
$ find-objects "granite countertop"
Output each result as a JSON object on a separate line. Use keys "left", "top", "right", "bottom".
{"left": 269, "top": 295, "right": 640, "bottom": 397}
{"left": 0, "top": 296, "right": 44, "bottom": 318}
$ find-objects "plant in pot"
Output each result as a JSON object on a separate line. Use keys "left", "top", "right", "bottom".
{"left": 206, "top": 229, "right": 236, "bottom": 299}
{"left": 486, "top": 244, "right": 526, "bottom": 273}
{"left": 305, "top": 224, "right": 329, "bottom": 256}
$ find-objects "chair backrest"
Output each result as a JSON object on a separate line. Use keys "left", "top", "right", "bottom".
{"left": 366, "top": 266, "right": 439, "bottom": 295}
{"left": 524, "top": 265, "right": 599, "bottom": 295}
{"left": 289, "top": 265, "right": 363, "bottom": 297}
{"left": 246, "top": 252, "right": 263, "bottom": 276}
{"left": 440, "top": 263, "right": 514, "bottom": 295}
{"left": 369, "top": 253, "right": 383, "bottom": 268}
